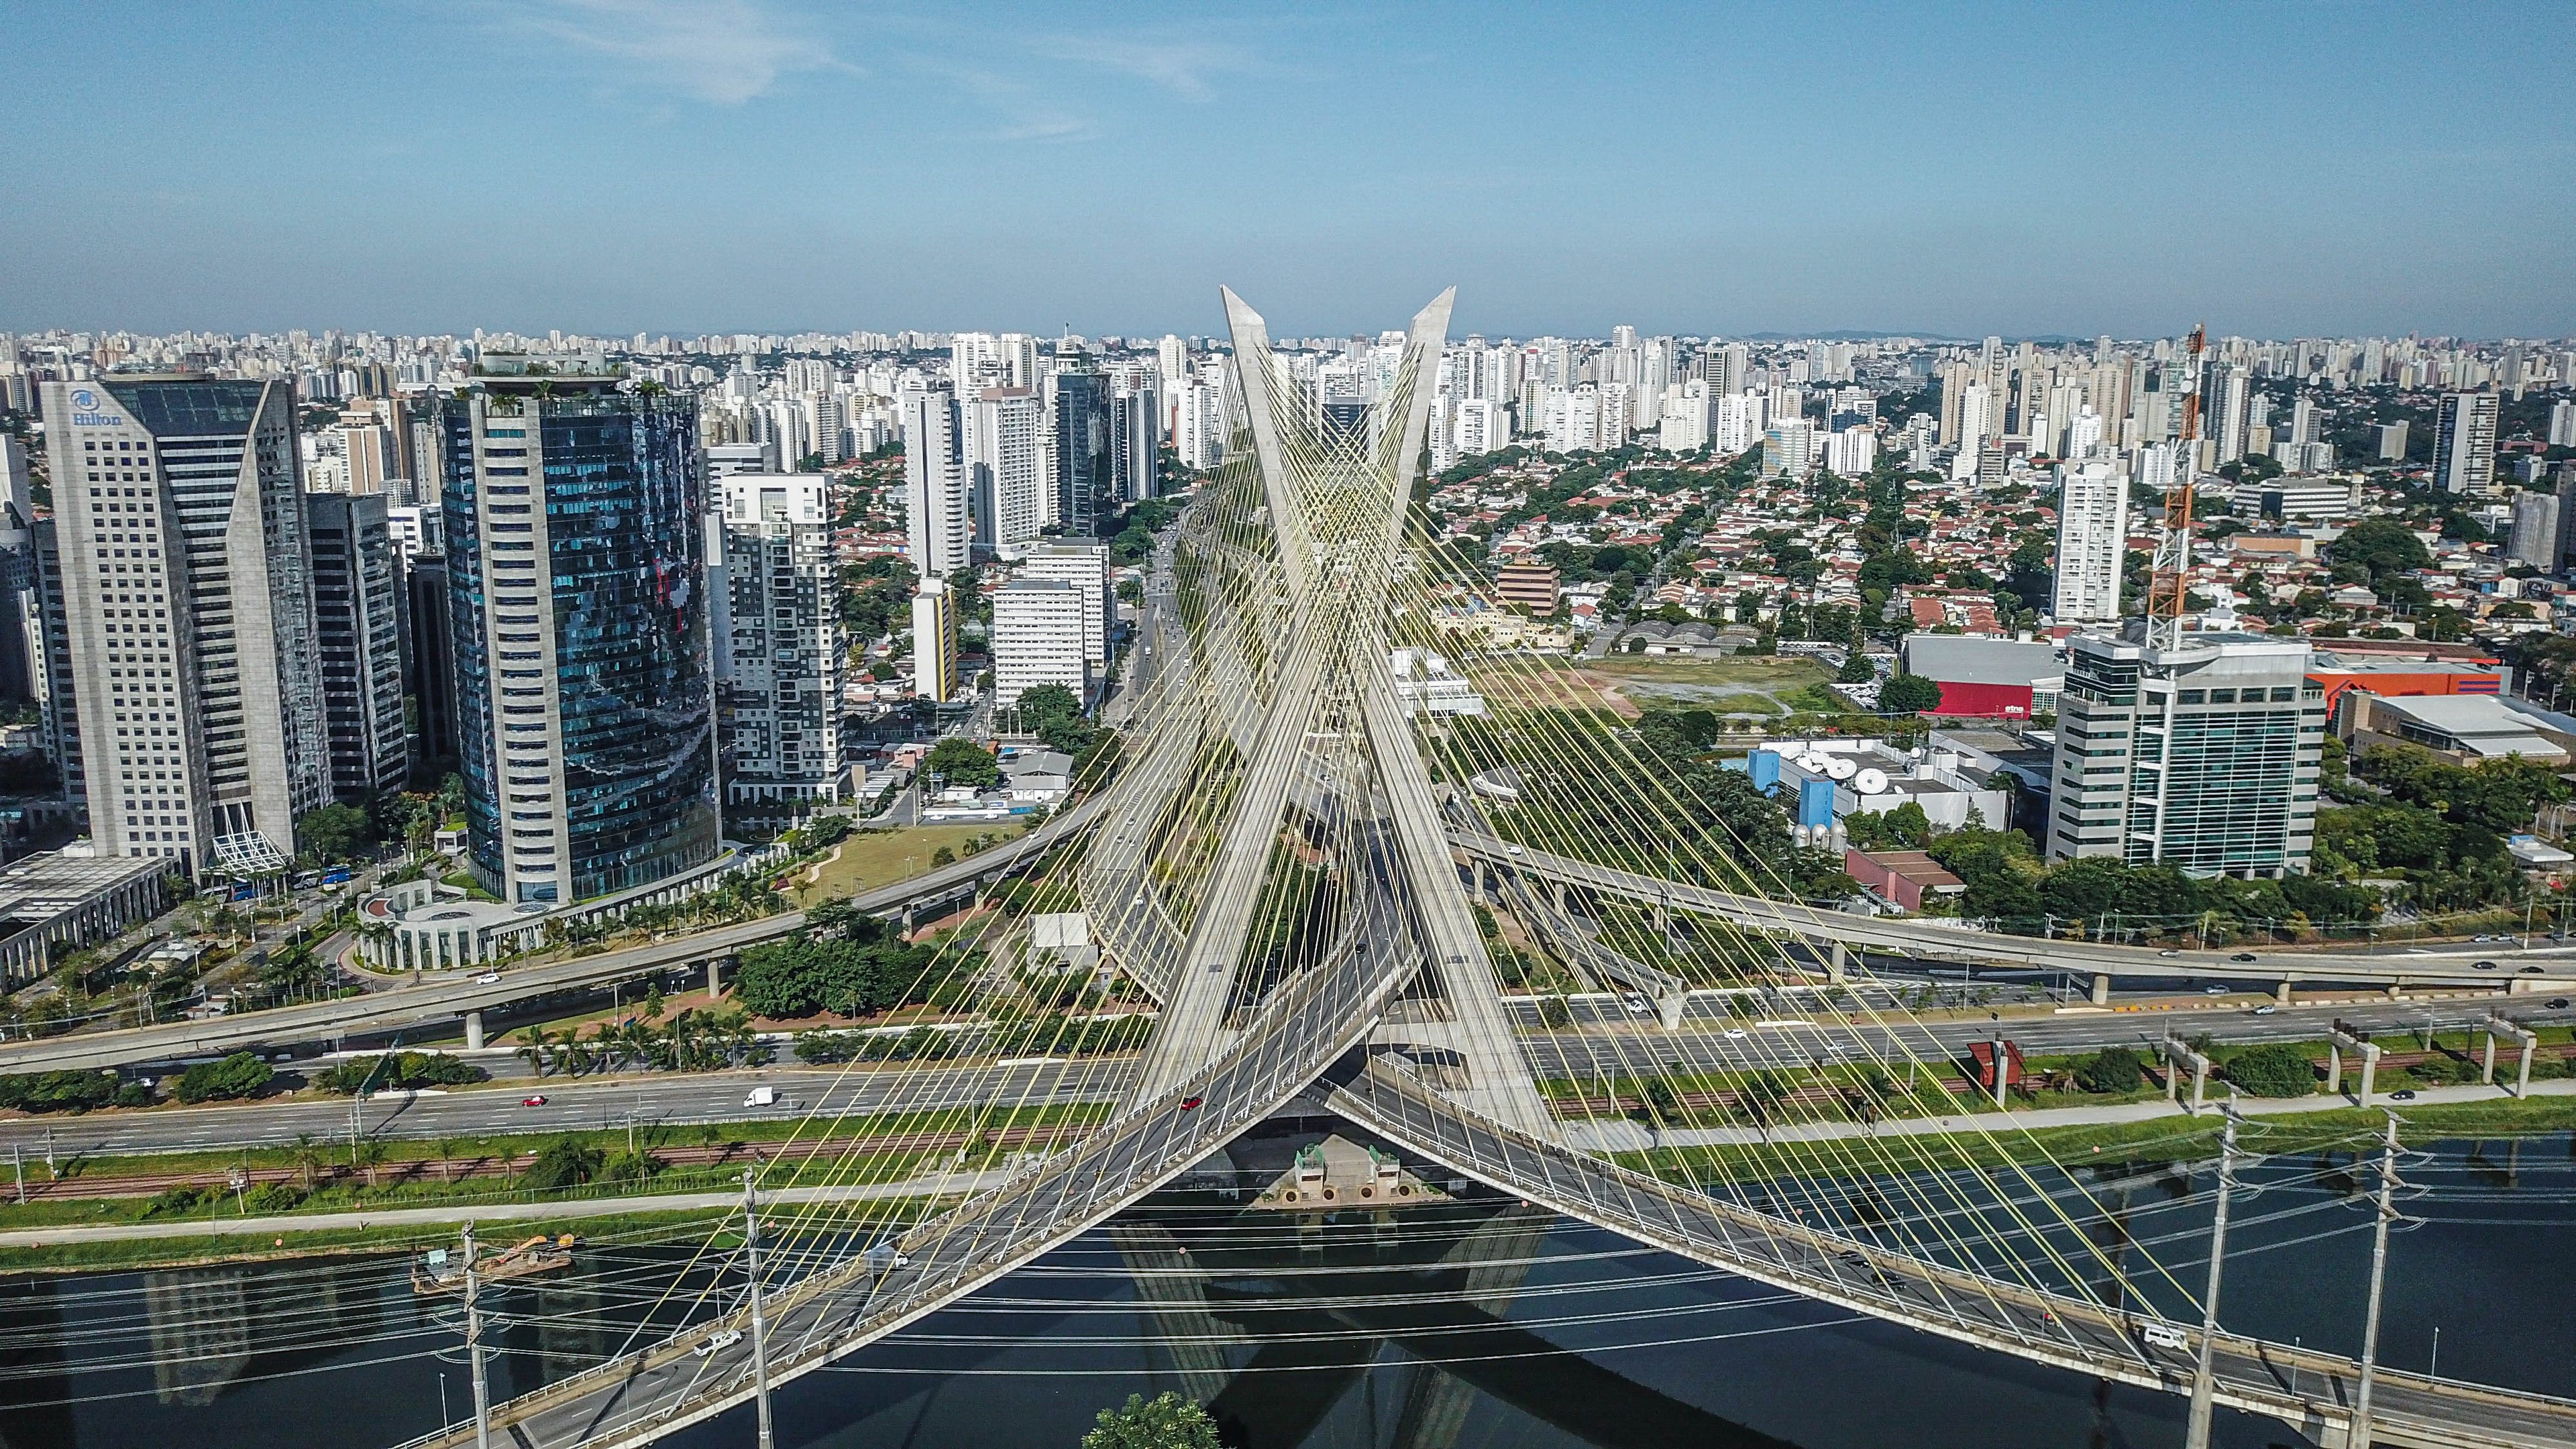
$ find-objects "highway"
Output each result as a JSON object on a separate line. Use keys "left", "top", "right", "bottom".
{"left": 0, "top": 1059, "right": 1132, "bottom": 1159}
{"left": 1453, "top": 826, "right": 2576, "bottom": 989}
{"left": 0, "top": 795, "right": 1106, "bottom": 1075}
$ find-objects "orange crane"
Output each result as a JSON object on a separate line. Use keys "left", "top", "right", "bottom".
{"left": 2145, "top": 323, "right": 2206, "bottom": 644}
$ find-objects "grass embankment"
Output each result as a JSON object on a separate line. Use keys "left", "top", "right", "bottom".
{"left": 792, "top": 824, "right": 1021, "bottom": 905}
{"left": 1616, "top": 1095, "right": 2576, "bottom": 1189}
{"left": 0, "top": 1200, "right": 928, "bottom": 1275}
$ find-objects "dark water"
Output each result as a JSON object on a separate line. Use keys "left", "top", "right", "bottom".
{"left": 1, "top": 1135, "right": 2567, "bottom": 1449}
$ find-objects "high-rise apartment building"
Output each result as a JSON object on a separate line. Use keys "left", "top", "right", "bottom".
{"left": 1015, "top": 543, "right": 1112, "bottom": 671}
{"left": 40, "top": 376, "right": 329, "bottom": 874}
{"left": 437, "top": 368, "right": 716, "bottom": 904}
{"left": 2049, "top": 460, "right": 2127, "bottom": 623}
{"left": 712, "top": 474, "right": 843, "bottom": 820}
{"left": 2549, "top": 398, "right": 2576, "bottom": 449}
{"left": 2047, "top": 627, "right": 2322, "bottom": 878}
{"left": 965, "top": 387, "right": 1044, "bottom": 551}
{"left": 304, "top": 492, "right": 409, "bottom": 801}
{"left": 2432, "top": 392, "right": 2500, "bottom": 494}
{"left": 912, "top": 577, "right": 960, "bottom": 704}
{"left": 1173, "top": 383, "right": 1226, "bottom": 471}
{"left": 2375, "top": 421, "right": 2410, "bottom": 462}
{"left": 1110, "top": 382, "right": 1160, "bottom": 504}
{"left": 903, "top": 388, "right": 971, "bottom": 575}
{"left": 2508, "top": 490, "right": 2563, "bottom": 570}
{"left": 991, "top": 577, "right": 1089, "bottom": 706}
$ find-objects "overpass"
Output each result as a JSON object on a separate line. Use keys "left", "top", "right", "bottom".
{"left": 1449, "top": 826, "right": 2576, "bottom": 995}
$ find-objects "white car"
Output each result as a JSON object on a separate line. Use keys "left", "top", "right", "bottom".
{"left": 1503, "top": 845, "right": 1524, "bottom": 857}
{"left": 474, "top": 973, "right": 501, "bottom": 985}
{"left": 695, "top": 1329, "right": 743, "bottom": 1356}
{"left": 1619, "top": 992, "right": 1652, "bottom": 1017}
{"left": 1724, "top": 1028, "right": 1749, "bottom": 1040}
{"left": 2202, "top": 985, "right": 2227, "bottom": 996}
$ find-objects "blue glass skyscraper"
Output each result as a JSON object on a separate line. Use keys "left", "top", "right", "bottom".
{"left": 439, "top": 366, "right": 716, "bottom": 903}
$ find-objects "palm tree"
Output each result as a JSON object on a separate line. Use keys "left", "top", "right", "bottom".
{"left": 290, "top": 1133, "right": 329, "bottom": 1190}
{"left": 515, "top": 1026, "right": 557, "bottom": 1078}
{"left": 433, "top": 1136, "right": 464, "bottom": 1185}
{"left": 352, "top": 1138, "right": 388, "bottom": 1189}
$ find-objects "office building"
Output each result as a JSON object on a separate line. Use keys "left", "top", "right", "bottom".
{"left": 405, "top": 553, "right": 458, "bottom": 780}
{"left": 2049, "top": 460, "right": 2127, "bottom": 623}
{"left": 902, "top": 388, "right": 970, "bottom": 576}
{"left": 712, "top": 474, "right": 843, "bottom": 820}
{"left": 437, "top": 367, "right": 717, "bottom": 904}
{"left": 1495, "top": 562, "right": 1561, "bottom": 614}
{"left": 991, "top": 578, "right": 1089, "bottom": 706}
{"left": 912, "top": 576, "right": 960, "bottom": 704}
{"left": 1016, "top": 543, "right": 1113, "bottom": 670}
{"left": 2047, "top": 627, "right": 2323, "bottom": 878}
{"left": 963, "top": 387, "right": 1045, "bottom": 552}
{"left": 1761, "top": 419, "right": 1817, "bottom": 478}
{"left": 303, "top": 492, "right": 409, "bottom": 801}
{"left": 1111, "top": 381, "right": 1160, "bottom": 503}
{"left": 30, "top": 522, "right": 83, "bottom": 810}
{"left": 1053, "top": 370, "right": 1115, "bottom": 537}
{"left": 2432, "top": 392, "right": 2500, "bottom": 494}
{"left": 40, "top": 376, "right": 330, "bottom": 875}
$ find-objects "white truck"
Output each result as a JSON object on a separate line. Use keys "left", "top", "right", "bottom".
{"left": 743, "top": 1085, "right": 778, "bottom": 1109}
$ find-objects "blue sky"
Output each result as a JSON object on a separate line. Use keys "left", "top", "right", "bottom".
{"left": 4, "top": 1, "right": 2571, "bottom": 340}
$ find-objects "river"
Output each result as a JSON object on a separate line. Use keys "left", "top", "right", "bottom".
{"left": 0, "top": 1132, "right": 2566, "bottom": 1449}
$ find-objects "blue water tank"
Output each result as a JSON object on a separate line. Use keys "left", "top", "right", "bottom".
{"left": 1745, "top": 750, "right": 1782, "bottom": 792}
{"left": 1798, "top": 777, "right": 1837, "bottom": 829}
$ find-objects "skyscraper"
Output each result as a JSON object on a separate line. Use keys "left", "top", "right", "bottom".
{"left": 2432, "top": 392, "right": 2500, "bottom": 494}
{"left": 1016, "top": 543, "right": 1113, "bottom": 672}
{"left": 711, "top": 474, "right": 843, "bottom": 822}
{"left": 902, "top": 389, "right": 971, "bottom": 575}
{"left": 438, "top": 367, "right": 716, "bottom": 904}
{"left": 991, "top": 577, "right": 1089, "bottom": 706}
{"left": 2047, "top": 627, "right": 2322, "bottom": 878}
{"left": 40, "top": 376, "right": 329, "bottom": 874}
{"left": 1110, "top": 381, "right": 1160, "bottom": 503}
{"left": 2049, "top": 460, "right": 2127, "bottom": 623}
{"left": 1053, "top": 370, "right": 1114, "bottom": 538}
{"left": 303, "top": 492, "right": 409, "bottom": 802}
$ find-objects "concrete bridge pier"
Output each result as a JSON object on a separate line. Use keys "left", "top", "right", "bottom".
{"left": 464, "top": 1010, "right": 484, "bottom": 1051}
{"left": 2090, "top": 973, "right": 2112, "bottom": 1006}
{"left": 707, "top": 957, "right": 724, "bottom": 998}
{"left": 1826, "top": 939, "right": 1847, "bottom": 985}
{"left": 2277, "top": 979, "right": 2295, "bottom": 1006}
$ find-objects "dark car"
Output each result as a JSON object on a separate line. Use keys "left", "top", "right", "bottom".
{"left": 2229, "top": 952, "right": 2257, "bottom": 963}
{"left": 2475, "top": 961, "right": 2498, "bottom": 970}
{"left": 2389, "top": 1089, "right": 2418, "bottom": 1102}
{"left": 2521, "top": 965, "right": 2545, "bottom": 974}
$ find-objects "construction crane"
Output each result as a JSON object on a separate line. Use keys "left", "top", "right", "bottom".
{"left": 2145, "top": 323, "right": 2206, "bottom": 648}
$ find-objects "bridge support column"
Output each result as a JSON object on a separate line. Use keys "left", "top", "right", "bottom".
{"left": 2385, "top": 981, "right": 2404, "bottom": 1000}
{"left": 2326, "top": 1044, "right": 2342, "bottom": 1095}
{"left": 1827, "top": 941, "right": 1847, "bottom": 985}
{"left": 2356, "top": 1045, "right": 2379, "bottom": 1106}
{"left": 2276, "top": 979, "right": 2294, "bottom": 1006}
{"left": 708, "top": 957, "right": 724, "bottom": 998}
{"left": 464, "top": 1010, "right": 484, "bottom": 1052}
{"left": 2090, "top": 973, "right": 2111, "bottom": 1006}
{"left": 2482, "top": 1030, "right": 2498, "bottom": 1085}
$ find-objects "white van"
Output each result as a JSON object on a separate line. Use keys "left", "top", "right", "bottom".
{"left": 2141, "top": 1322, "right": 2191, "bottom": 1351}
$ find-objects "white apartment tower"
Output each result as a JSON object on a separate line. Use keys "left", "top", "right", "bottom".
{"left": 713, "top": 474, "right": 843, "bottom": 817}
{"left": 966, "top": 386, "right": 1045, "bottom": 551}
{"left": 903, "top": 389, "right": 971, "bottom": 576}
{"left": 2050, "top": 460, "right": 2127, "bottom": 623}
{"left": 991, "top": 578, "right": 1089, "bottom": 706}
{"left": 1016, "top": 543, "right": 1113, "bottom": 670}
{"left": 40, "top": 376, "right": 329, "bottom": 874}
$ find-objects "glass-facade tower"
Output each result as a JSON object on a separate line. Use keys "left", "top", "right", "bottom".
{"left": 439, "top": 372, "right": 716, "bottom": 903}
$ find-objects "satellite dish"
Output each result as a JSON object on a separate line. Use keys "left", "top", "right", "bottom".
{"left": 1853, "top": 768, "right": 1890, "bottom": 794}
{"left": 1796, "top": 755, "right": 1831, "bottom": 774}
{"left": 1823, "top": 757, "right": 1858, "bottom": 781}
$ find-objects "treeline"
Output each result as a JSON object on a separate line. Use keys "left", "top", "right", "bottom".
{"left": 792, "top": 1013, "right": 1150, "bottom": 1065}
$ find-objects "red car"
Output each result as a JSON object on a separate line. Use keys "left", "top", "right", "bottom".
{"left": 1179, "top": 1096, "right": 1203, "bottom": 1111}
{"left": 521, "top": 1095, "right": 549, "bottom": 1108}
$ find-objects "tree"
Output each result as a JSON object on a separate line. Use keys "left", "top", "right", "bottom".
{"left": 924, "top": 737, "right": 1000, "bottom": 789}
{"left": 1879, "top": 674, "right": 1943, "bottom": 714}
{"left": 2327, "top": 519, "right": 2430, "bottom": 587}
{"left": 296, "top": 802, "right": 374, "bottom": 863}
{"left": 2224, "top": 1043, "right": 2318, "bottom": 1097}
{"left": 1836, "top": 649, "right": 1877, "bottom": 685}
{"left": 523, "top": 1136, "right": 604, "bottom": 1190}
{"left": 172, "top": 1052, "right": 273, "bottom": 1104}
{"left": 2074, "top": 1046, "right": 2145, "bottom": 1095}
{"left": 1081, "top": 1393, "right": 1222, "bottom": 1449}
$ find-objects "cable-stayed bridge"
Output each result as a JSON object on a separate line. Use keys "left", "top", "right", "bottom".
{"left": 387, "top": 288, "right": 2574, "bottom": 1449}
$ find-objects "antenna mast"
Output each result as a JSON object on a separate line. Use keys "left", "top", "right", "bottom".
{"left": 2146, "top": 323, "right": 2206, "bottom": 649}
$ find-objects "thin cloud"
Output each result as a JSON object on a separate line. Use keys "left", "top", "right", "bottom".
{"left": 508, "top": 0, "right": 853, "bottom": 105}
{"left": 1026, "top": 35, "right": 1256, "bottom": 102}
